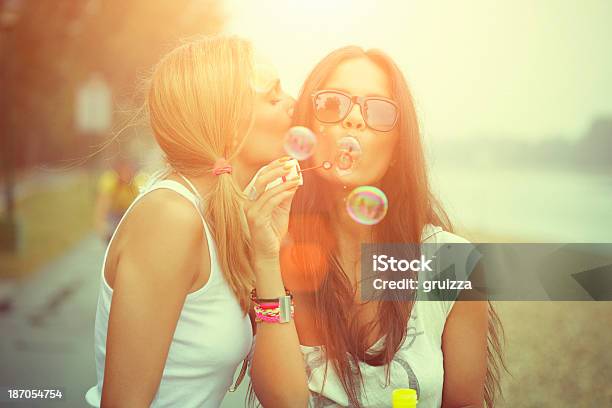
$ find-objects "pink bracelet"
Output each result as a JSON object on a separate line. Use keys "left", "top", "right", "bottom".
{"left": 251, "top": 288, "right": 295, "bottom": 323}
{"left": 256, "top": 302, "right": 282, "bottom": 309}
{"left": 255, "top": 309, "right": 295, "bottom": 323}
{"left": 253, "top": 304, "right": 295, "bottom": 314}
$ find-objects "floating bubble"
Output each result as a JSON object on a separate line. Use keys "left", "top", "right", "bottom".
{"left": 322, "top": 160, "right": 333, "bottom": 170}
{"left": 346, "top": 186, "right": 389, "bottom": 225}
{"left": 335, "top": 135, "right": 362, "bottom": 176}
{"left": 335, "top": 151, "right": 354, "bottom": 170}
{"left": 337, "top": 135, "right": 362, "bottom": 158}
{"left": 284, "top": 126, "right": 317, "bottom": 160}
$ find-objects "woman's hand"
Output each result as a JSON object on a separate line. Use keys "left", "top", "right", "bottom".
{"left": 245, "top": 159, "right": 310, "bottom": 408}
{"left": 244, "top": 158, "right": 300, "bottom": 265}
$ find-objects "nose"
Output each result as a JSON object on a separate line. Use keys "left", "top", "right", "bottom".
{"left": 342, "top": 103, "right": 365, "bottom": 131}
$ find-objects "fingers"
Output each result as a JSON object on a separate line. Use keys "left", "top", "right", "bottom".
{"left": 251, "top": 157, "right": 295, "bottom": 196}
{"left": 248, "top": 176, "right": 300, "bottom": 215}
{"left": 256, "top": 175, "right": 300, "bottom": 208}
{"left": 259, "top": 186, "right": 299, "bottom": 216}
{"left": 254, "top": 164, "right": 294, "bottom": 192}
{"left": 257, "top": 156, "right": 292, "bottom": 175}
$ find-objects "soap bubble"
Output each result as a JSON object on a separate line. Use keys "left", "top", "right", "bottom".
{"left": 335, "top": 151, "right": 354, "bottom": 170}
{"left": 284, "top": 126, "right": 317, "bottom": 160}
{"left": 346, "top": 186, "right": 389, "bottom": 225}
{"left": 335, "top": 135, "right": 362, "bottom": 176}
{"left": 322, "top": 161, "right": 333, "bottom": 170}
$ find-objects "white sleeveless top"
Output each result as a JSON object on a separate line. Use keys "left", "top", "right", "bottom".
{"left": 300, "top": 224, "right": 475, "bottom": 408}
{"left": 85, "top": 176, "right": 253, "bottom": 407}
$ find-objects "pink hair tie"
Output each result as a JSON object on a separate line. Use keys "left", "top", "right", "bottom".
{"left": 212, "top": 158, "right": 232, "bottom": 176}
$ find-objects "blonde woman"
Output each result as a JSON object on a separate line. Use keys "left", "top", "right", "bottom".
{"left": 85, "top": 35, "right": 298, "bottom": 407}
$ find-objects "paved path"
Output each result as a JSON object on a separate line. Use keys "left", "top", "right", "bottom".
{"left": 0, "top": 170, "right": 87, "bottom": 215}
{"left": 0, "top": 233, "right": 249, "bottom": 407}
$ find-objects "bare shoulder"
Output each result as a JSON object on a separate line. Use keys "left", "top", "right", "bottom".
{"left": 122, "top": 188, "right": 207, "bottom": 257}
{"left": 422, "top": 224, "right": 472, "bottom": 245}
{"left": 129, "top": 189, "right": 202, "bottom": 231}
{"left": 110, "top": 188, "right": 209, "bottom": 291}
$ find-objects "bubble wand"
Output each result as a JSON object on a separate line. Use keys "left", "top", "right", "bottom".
{"left": 298, "top": 161, "right": 333, "bottom": 173}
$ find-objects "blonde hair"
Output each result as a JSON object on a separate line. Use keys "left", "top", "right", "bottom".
{"left": 146, "top": 35, "right": 255, "bottom": 313}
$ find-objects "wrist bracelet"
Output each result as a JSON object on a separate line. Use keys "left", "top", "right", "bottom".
{"left": 277, "top": 294, "right": 293, "bottom": 323}
{"left": 251, "top": 288, "right": 294, "bottom": 324}
{"left": 250, "top": 288, "right": 293, "bottom": 303}
{"left": 254, "top": 303, "right": 294, "bottom": 323}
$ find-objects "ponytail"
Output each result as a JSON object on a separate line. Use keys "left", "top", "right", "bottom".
{"left": 206, "top": 172, "right": 253, "bottom": 313}
{"left": 146, "top": 35, "right": 258, "bottom": 313}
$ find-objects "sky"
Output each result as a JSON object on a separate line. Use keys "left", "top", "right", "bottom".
{"left": 224, "top": 0, "right": 612, "bottom": 142}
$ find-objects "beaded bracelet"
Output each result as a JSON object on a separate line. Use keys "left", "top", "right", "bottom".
{"left": 254, "top": 304, "right": 295, "bottom": 315}
{"left": 254, "top": 306, "right": 295, "bottom": 323}
{"left": 254, "top": 309, "right": 295, "bottom": 323}
{"left": 251, "top": 288, "right": 294, "bottom": 323}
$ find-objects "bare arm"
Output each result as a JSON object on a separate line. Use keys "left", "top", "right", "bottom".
{"left": 100, "top": 191, "right": 207, "bottom": 407}
{"left": 250, "top": 257, "right": 309, "bottom": 408}
{"left": 441, "top": 300, "right": 489, "bottom": 408}
{"left": 245, "top": 159, "right": 310, "bottom": 408}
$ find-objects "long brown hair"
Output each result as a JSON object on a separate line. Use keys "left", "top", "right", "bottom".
{"left": 286, "top": 46, "right": 505, "bottom": 407}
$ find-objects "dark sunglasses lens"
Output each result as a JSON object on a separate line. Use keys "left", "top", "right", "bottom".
{"left": 314, "top": 92, "right": 351, "bottom": 123}
{"left": 365, "top": 99, "right": 397, "bottom": 131}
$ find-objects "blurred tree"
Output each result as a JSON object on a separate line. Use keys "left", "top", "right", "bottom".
{"left": 2, "top": 0, "right": 225, "bottom": 169}
{"left": 576, "top": 117, "right": 612, "bottom": 170}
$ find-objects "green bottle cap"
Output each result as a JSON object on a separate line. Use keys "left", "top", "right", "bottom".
{"left": 392, "top": 388, "right": 418, "bottom": 408}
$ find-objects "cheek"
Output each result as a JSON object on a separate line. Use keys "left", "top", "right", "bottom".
{"left": 312, "top": 123, "right": 337, "bottom": 162}
{"left": 366, "top": 135, "right": 397, "bottom": 166}
{"left": 364, "top": 135, "right": 399, "bottom": 179}
{"left": 370, "top": 135, "right": 397, "bottom": 160}
{"left": 255, "top": 105, "right": 291, "bottom": 138}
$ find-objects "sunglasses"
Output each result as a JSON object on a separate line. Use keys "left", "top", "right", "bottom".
{"left": 311, "top": 90, "right": 399, "bottom": 132}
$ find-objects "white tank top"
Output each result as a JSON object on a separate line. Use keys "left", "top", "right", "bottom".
{"left": 85, "top": 176, "right": 253, "bottom": 407}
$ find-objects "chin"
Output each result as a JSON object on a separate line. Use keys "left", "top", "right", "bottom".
{"left": 320, "top": 171, "right": 382, "bottom": 189}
